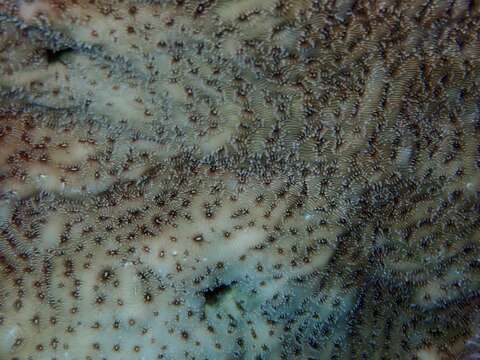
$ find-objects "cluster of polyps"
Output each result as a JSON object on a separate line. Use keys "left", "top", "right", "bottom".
{"left": 0, "top": 0, "right": 480, "bottom": 359}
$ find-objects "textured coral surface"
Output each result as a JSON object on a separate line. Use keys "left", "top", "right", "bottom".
{"left": 0, "top": 0, "right": 480, "bottom": 359}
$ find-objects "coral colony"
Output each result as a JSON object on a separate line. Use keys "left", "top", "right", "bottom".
{"left": 0, "top": 0, "right": 479, "bottom": 359}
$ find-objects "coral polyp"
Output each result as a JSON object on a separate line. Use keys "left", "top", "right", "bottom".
{"left": 0, "top": 0, "right": 479, "bottom": 359}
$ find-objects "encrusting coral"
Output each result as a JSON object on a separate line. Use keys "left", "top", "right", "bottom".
{"left": 0, "top": 0, "right": 479, "bottom": 359}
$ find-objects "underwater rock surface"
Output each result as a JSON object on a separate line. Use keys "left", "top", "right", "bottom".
{"left": 0, "top": 0, "right": 479, "bottom": 359}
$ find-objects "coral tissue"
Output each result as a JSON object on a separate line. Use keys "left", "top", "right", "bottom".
{"left": 0, "top": 0, "right": 479, "bottom": 359}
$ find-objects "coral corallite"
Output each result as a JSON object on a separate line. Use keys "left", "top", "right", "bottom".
{"left": 1, "top": 0, "right": 480, "bottom": 359}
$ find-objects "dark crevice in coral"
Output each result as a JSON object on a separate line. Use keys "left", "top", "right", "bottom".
{"left": 44, "top": 47, "right": 74, "bottom": 64}
{"left": 203, "top": 282, "right": 235, "bottom": 305}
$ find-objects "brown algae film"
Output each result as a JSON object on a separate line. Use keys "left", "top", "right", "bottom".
{"left": 0, "top": 0, "right": 480, "bottom": 359}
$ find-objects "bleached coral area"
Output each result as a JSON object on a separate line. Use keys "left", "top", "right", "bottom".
{"left": 0, "top": 0, "right": 479, "bottom": 359}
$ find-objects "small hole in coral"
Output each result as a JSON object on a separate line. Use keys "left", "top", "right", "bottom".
{"left": 202, "top": 282, "right": 235, "bottom": 305}
{"left": 44, "top": 47, "right": 74, "bottom": 64}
